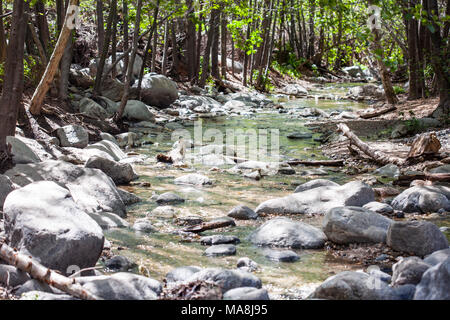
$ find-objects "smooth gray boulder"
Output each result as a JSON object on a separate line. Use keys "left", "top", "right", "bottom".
{"left": 122, "top": 100, "right": 155, "bottom": 122}
{"left": 78, "top": 273, "right": 161, "bottom": 300}
{"left": 6, "top": 136, "right": 42, "bottom": 164}
{"left": 86, "top": 211, "right": 129, "bottom": 230}
{"left": 391, "top": 185, "right": 450, "bottom": 213}
{"left": 424, "top": 248, "right": 450, "bottom": 266}
{"left": 156, "top": 192, "right": 185, "bottom": 205}
{"left": 363, "top": 202, "right": 394, "bottom": 215}
{"left": 186, "top": 268, "right": 262, "bottom": 294}
{"left": 166, "top": 266, "right": 203, "bottom": 283}
{"left": 132, "top": 219, "right": 157, "bottom": 233}
{"left": 79, "top": 98, "right": 109, "bottom": 120}
{"left": 55, "top": 125, "right": 89, "bottom": 148}
{"left": 256, "top": 181, "right": 374, "bottom": 215}
{"left": 294, "top": 179, "right": 340, "bottom": 193}
{"left": 132, "top": 73, "right": 178, "bottom": 109}
{"left": 174, "top": 174, "right": 213, "bottom": 186}
{"left": 284, "top": 84, "right": 308, "bottom": 97}
{"left": 249, "top": 217, "right": 327, "bottom": 249}
{"left": 414, "top": 257, "right": 450, "bottom": 300}
{"left": 3, "top": 181, "right": 104, "bottom": 274}
{"left": 104, "top": 256, "right": 134, "bottom": 272}
{"left": 387, "top": 221, "right": 449, "bottom": 256}
{"left": 204, "top": 244, "right": 237, "bottom": 257}
{"left": 85, "top": 140, "right": 127, "bottom": 161}
{"left": 117, "top": 188, "right": 141, "bottom": 205}
{"left": 100, "top": 132, "right": 119, "bottom": 145}
{"left": 227, "top": 205, "right": 258, "bottom": 220}
{"left": 5, "top": 160, "right": 126, "bottom": 218}
{"left": 223, "top": 287, "right": 270, "bottom": 300}
{"left": 323, "top": 207, "right": 393, "bottom": 244}
{"left": 263, "top": 249, "right": 299, "bottom": 263}
{"left": 392, "top": 257, "right": 431, "bottom": 287}
{"left": 0, "top": 175, "right": 15, "bottom": 210}
{"left": 201, "top": 235, "right": 240, "bottom": 246}
{"left": 374, "top": 164, "right": 400, "bottom": 178}
{"left": 85, "top": 156, "right": 138, "bottom": 185}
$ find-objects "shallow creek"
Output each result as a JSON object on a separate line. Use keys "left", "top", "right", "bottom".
{"left": 103, "top": 89, "right": 448, "bottom": 300}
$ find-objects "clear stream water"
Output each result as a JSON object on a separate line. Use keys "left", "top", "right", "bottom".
{"left": 103, "top": 85, "right": 450, "bottom": 300}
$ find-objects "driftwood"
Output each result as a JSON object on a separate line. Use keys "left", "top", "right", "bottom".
{"left": 0, "top": 240, "right": 99, "bottom": 300}
{"left": 287, "top": 159, "right": 344, "bottom": 167}
{"left": 393, "top": 173, "right": 450, "bottom": 187}
{"left": 182, "top": 220, "right": 236, "bottom": 234}
{"left": 337, "top": 123, "right": 406, "bottom": 166}
{"left": 407, "top": 132, "right": 441, "bottom": 159}
{"left": 360, "top": 105, "right": 397, "bottom": 119}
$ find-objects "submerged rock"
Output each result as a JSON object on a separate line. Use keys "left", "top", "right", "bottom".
{"left": 256, "top": 181, "right": 374, "bottom": 215}
{"left": 322, "top": 207, "right": 393, "bottom": 244}
{"left": 249, "top": 217, "right": 327, "bottom": 249}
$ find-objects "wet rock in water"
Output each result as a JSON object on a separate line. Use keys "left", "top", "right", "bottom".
{"left": 85, "top": 156, "right": 138, "bottom": 185}
{"left": 311, "top": 271, "right": 412, "bottom": 300}
{"left": 256, "top": 181, "right": 374, "bottom": 215}
{"left": 165, "top": 266, "right": 203, "bottom": 283}
{"left": 391, "top": 185, "right": 450, "bottom": 213}
{"left": 204, "top": 244, "right": 237, "bottom": 257}
{"left": 287, "top": 132, "right": 313, "bottom": 140}
{"left": 0, "top": 175, "right": 15, "bottom": 210}
{"left": 86, "top": 140, "right": 127, "bottom": 161}
{"left": 78, "top": 272, "right": 162, "bottom": 300}
{"left": 237, "top": 257, "right": 259, "bottom": 272}
{"left": 294, "top": 179, "right": 340, "bottom": 193}
{"left": 414, "top": 257, "right": 450, "bottom": 300}
{"left": 132, "top": 73, "right": 178, "bottom": 109}
{"left": 374, "top": 164, "right": 400, "bottom": 178}
{"left": 105, "top": 256, "right": 134, "bottom": 272}
{"left": 392, "top": 257, "right": 431, "bottom": 287}
{"left": 263, "top": 249, "right": 299, "bottom": 263}
{"left": 200, "top": 235, "right": 241, "bottom": 246}
{"left": 387, "top": 221, "right": 449, "bottom": 256}
{"left": 150, "top": 205, "right": 178, "bottom": 219}
{"left": 284, "top": 84, "right": 308, "bottom": 97}
{"left": 227, "top": 205, "right": 258, "bottom": 220}
{"left": 174, "top": 174, "right": 213, "bottom": 186}
{"left": 0, "top": 265, "right": 31, "bottom": 287}
{"left": 20, "top": 291, "right": 77, "bottom": 300}
{"left": 6, "top": 136, "right": 43, "bottom": 164}
{"left": 363, "top": 202, "right": 394, "bottom": 215}
{"left": 223, "top": 287, "right": 270, "bottom": 300}
{"left": 117, "top": 188, "right": 142, "bottom": 205}
{"left": 3, "top": 181, "right": 104, "bottom": 274}
{"left": 132, "top": 219, "right": 157, "bottom": 233}
{"left": 156, "top": 192, "right": 185, "bottom": 205}
{"left": 249, "top": 217, "right": 327, "bottom": 249}
{"left": 424, "top": 248, "right": 450, "bottom": 266}
{"left": 322, "top": 207, "right": 393, "bottom": 244}
{"left": 186, "top": 268, "right": 262, "bottom": 294}
{"left": 56, "top": 125, "right": 89, "bottom": 148}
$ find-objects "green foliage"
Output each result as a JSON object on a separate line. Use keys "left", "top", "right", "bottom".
{"left": 393, "top": 86, "right": 405, "bottom": 95}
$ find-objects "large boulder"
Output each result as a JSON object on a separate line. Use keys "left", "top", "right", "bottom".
{"left": 0, "top": 175, "right": 15, "bottom": 210}
{"left": 79, "top": 98, "right": 109, "bottom": 120}
{"left": 132, "top": 73, "right": 178, "bottom": 109}
{"left": 186, "top": 268, "right": 262, "bottom": 294}
{"left": 362, "top": 202, "right": 394, "bottom": 215}
{"left": 249, "top": 217, "right": 327, "bottom": 249}
{"left": 414, "top": 257, "right": 450, "bottom": 300}
{"left": 392, "top": 257, "right": 431, "bottom": 287}
{"left": 56, "top": 125, "right": 89, "bottom": 148}
{"left": 424, "top": 248, "right": 450, "bottom": 266}
{"left": 78, "top": 272, "right": 161, "bottom": 300}
{"left": 294, "top": 179, "right": 339, "bottom": 193}
{"left": 6, "top": 136, "right": 42, "bottom": 164}
{"left": 256, "top": 181, "right": 374, "bottom": 215}
{"left": 85, "top": 140, "right": 127, "bottom": 161}
{"left": 85, "top": 156, "right": 138, "bottom": 185}
{"left": 227, "top": 205, "right": 258, "bottom": 220}
{"left": 391, "top": 185, "right": 450, "bottom": 213}
{"left": 322, "top": 207, "right": 393, "bottom": 244}
{"left": 122, "top": 100, "right": 155, "bottom": 122}
{"left": 3, "top": 181, "right": 104, "bottom": 274}
{"left": 5, "top": 160, "right": 126, "bottom": 217}
{"left": 387, "top": 221, "right": 449, "bottom": 256}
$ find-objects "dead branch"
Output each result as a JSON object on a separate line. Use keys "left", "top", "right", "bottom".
{"left": 0, "top": 241, "right": 100, "bottom": 300}
{"left": 287, "top": 159, "right": 344, "bottom": 167}
{"left": 393, "top": 173, "right": 450, "bottom": 187}
{"left": 182, "top": 219, "right": 236, "bottom": 234}
{"left": 337, "top": 123, "right": 406, "bottom": 166}
{"left": 360, "top": 105, "right": 397, "bottom": 119}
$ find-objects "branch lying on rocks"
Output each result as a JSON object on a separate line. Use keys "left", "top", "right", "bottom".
{"left": 0, "top": 240, "right": 99, "bottom": 300}
{"left": 359, "top": 105, "right": 397, "bottom": 119}
{"left": 337, "top": 123, "right": 406, "bottom": 166}
{"left": 393, "top": 173, "right": 450, "bottom": 187}
{"left": 287, "top": 159, "right": 344, "bottom": 167}
{"left": 182, "top": 219, "right": 236, "bottom": 234}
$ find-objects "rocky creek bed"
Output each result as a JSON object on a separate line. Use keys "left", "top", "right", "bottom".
{"left": 0, "top": 82, "right": 449, "bottom": 300}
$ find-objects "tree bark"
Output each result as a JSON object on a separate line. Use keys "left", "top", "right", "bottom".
{"left": 185, "top": 0, "right": 196, "bottom": 81}
{"left": 96, "top": 0, "right": 105, "bottom": 53}
{"left": 34, "top": 0, "right": 50, "bottom": 57}
{"left": 0, "top": 0, "right": 6, "bottom": 63}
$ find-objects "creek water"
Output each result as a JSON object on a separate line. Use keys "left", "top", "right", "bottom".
{"left": 103, "top": 86, "right": 449, "bottom": 300}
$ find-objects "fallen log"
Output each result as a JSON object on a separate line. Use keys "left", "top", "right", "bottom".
{"left": 182, "top": 219, "right": 236, "bottom": 234}
{"left": 393, "top": 173, "right": 450, "bottom": 187}
{"left": 360, "top": 105, "right": 397, "bottom": 119}
{"left": 337, "top": 123, "right": 406, "bottom": 166}
{"left": 287, "top": 159, "right": 344, "bottom": 167}
{"left": 407, "top": 132, "right": 441, "bottom": 159}
{"left": 0, "top": 240, "right": 99, "bottom": 300}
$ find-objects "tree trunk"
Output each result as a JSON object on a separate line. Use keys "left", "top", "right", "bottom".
{"left": 0, "top": 1, "right": 6, "bottom": 63}
{"left": 96, "top": 0, "right": 105, "bottom": 53}
{"left": 210, "top": 9, "right": 220, "bottom": 79}
{"left": 0, "top": 0, "right": 28, "bottom": 157}
{"left": 122, "top": 0, "right": 129, "bottom": 74}
{"left": 185, "top": 0, "right": 196, "bottom": 81}
{"left": 34, "top": 0, "right": 50, "bottom": 58}
{"left": 161, "top": 21, "right": 169, "bottom": 76}
{"left": 220, "top": 11, "right": 227, "bottom": 79}
{"left": 116, "top": 0, "right": 142, "bottom": 121}
{"left": 199, "top": 9, "right": 217, "bottom": 87}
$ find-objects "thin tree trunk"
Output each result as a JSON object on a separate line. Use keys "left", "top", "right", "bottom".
{"left": 111, "top": 0, "right": 118, "bottom": 78}
{"left": 210, "top": 9, "right": 220, "bottom": 79}
{"left": 34, "top": 0, "right": 50, "bottom": 57}
{"left": 0, "top": 1, "right": 6, "bottom": 63}
{"left": 199, "top": 9, "right": 216, "bottom": 87}
{"left": 185, "top": 0, "right": 196, "bottom": 81}
{"left": 96, "top": 0, "right": 105, "bottom": 53}
{"left": 122, "top": 0, "right": 129, "bottom": 74}
{"left": 161, "top": 21, "right": 169, "bottom": 75}
{"left": 220, "top": 11, "right": 227, "bottom": 79}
